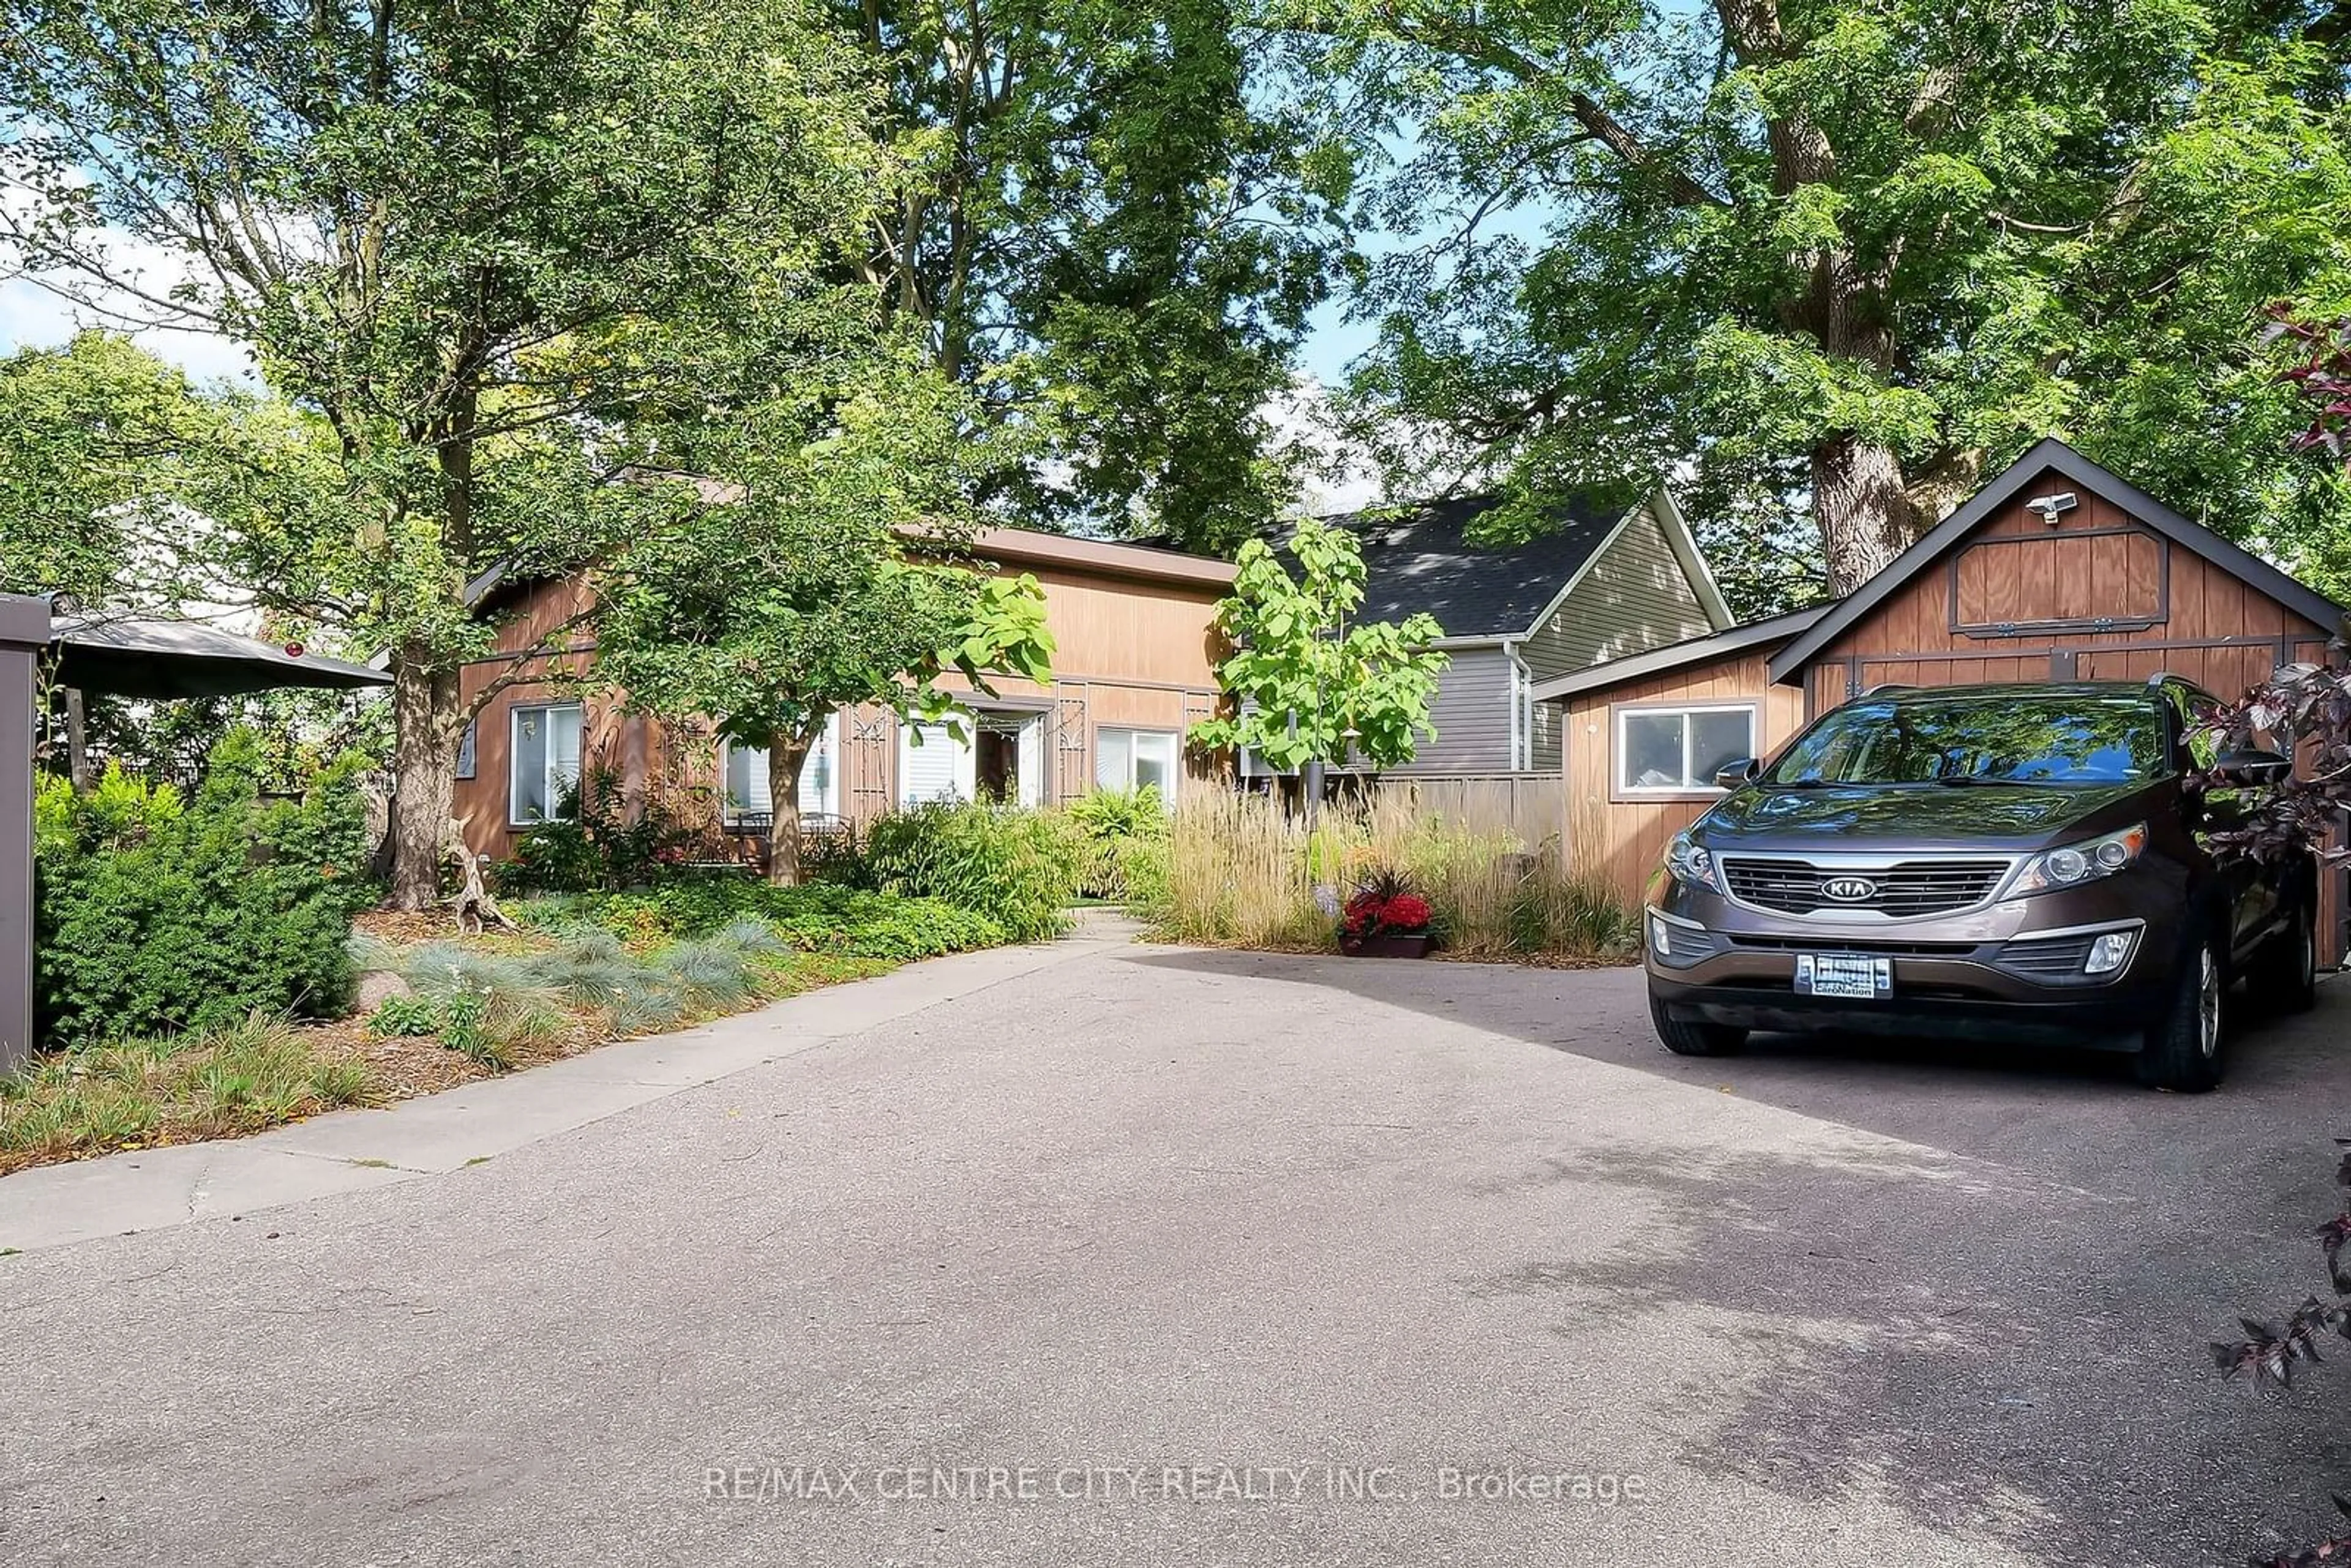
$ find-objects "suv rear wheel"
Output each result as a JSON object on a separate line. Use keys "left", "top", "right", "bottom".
{"left": 1650, "top": 993, "right": 1747, "bottom": 1057}
{"left": 2136, "top": 927, "right": 2225, "bottom": 1093}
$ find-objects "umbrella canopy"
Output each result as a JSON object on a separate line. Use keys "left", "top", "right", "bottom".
{"left": 51, "top": 616, "right": 392, "bottom": 701}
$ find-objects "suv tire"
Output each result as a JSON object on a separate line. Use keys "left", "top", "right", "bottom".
{"left": 2135, "top": 925, "right": 2226, "bottom": 1093}
{"left": 1650, "top": 993, "right": 1747, "bottom": 1057}
{"left": 2247, "top": 900, "right": 2319, "bottom": 1016}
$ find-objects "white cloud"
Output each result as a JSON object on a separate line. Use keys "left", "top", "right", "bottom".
{"left": 0, "top": 197, "right": 261, "bottom": 387}
{"left": 1268, "top": 378, "right": 1386, "bottom": 516}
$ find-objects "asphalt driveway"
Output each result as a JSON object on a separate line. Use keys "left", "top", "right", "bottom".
{"left": 2, "top": 940, "right": 2345, "bottom": 1567}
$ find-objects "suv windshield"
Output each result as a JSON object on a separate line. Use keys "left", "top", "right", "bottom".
{"left": 1764, "top": 694, "right": 2169, "bottom": 786}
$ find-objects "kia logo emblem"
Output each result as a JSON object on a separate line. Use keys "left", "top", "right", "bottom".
{"left": 1821, "top": 876, "right": 1878, "bottom": 902}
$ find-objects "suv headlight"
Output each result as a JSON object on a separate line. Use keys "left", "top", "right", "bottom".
{"left": 2009, "top": 823, "right": 2148, "bottom": 896}
{"left": 1665, "top": 831, "right": 1722, "bottom": 893}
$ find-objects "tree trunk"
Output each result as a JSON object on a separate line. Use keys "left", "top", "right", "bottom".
{"left": 765, "top": 732, "right": 814, "bottom": 887}
{"left": 389, "top": 649, "right": 463, "bottom": 911}
{"left": 1812, "top": 432, "right": 1918, "bottom": 596}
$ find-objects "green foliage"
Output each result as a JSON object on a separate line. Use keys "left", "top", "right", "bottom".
{"left": 1189, "top": 519, "right": 1450, "bottom": 770}
{"left": 591, "top": 364, "right": 1060, "bottom": 849}
{"left": 435, "top": 992, "right": 509, "bottom": 1072}
{"left": 391, "top": 918, "right": 812, "bottom": 1043}
{"left": 0, "top": 0, "right": 899, "bottom": 902}
{"left": 494, "top": 770, "right": 693, "bottom": 895}
{"left": 861, "top": 803, "right": 1087, "bottom": 943}
{"left": 0, "top": 1012, "right": 377, "bottom": 1167}
{"left": 843, "top": 0, "right": 1349, "bottom": 552}
{"left": 366, "top": 996, "right": 441, "bottom": 1038}
{"left": 0, "top": 332, "right": 216, "bottom": 604}
{"left": 33, "top": 736, "right": 374, "bottom": 1044}
{"left": 1300, "top": 1, "right": 2351, "bottom": 602}
{"left": 1064, "top": 787, "right": 1171, "bottom": 901}
{"left": 515, "top": 879, "right": 1008, "bottom": 960}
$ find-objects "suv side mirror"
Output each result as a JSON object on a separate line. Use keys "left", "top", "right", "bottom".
{"left": 1713, "top": 758, "right": 1760, "bottom": 790}
{"left": 2212, "top": 748, "right": 2292, "bottom": 786}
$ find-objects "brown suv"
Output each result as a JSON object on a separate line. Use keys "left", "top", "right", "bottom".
{"left": 1643, "top": 678, "right": 2315, "bottom": 1091}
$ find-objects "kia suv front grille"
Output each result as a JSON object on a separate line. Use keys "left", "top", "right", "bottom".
{"left": 1719, "top": 857, "right": 2013, "bottom": 918}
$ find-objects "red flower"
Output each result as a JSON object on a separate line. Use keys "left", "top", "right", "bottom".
{"left": 1382, "top": 895, "right": 1431, "bottom": 931}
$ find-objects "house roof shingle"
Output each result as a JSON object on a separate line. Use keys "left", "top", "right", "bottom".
{"left": 1314, "top": 493, "right": 1629, "bottom": 639}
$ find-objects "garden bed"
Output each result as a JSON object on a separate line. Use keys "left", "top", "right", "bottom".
{"left": 0, "top": 885, "right": 1002, "bottom": 1177}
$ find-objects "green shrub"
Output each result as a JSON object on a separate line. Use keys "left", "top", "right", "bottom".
{"left": 513, "top": 879, "right": 1005, "bottom": 961}
{"left": 367, "top": 995, "right": 440, "bottom": 1037}
{"left": 1116, "top": 833, "right": 1172, "bottom": 914}
{"left": 1063, "top": 787, "right": 1169, "bottom": 901}
{"left": 861, "top": 802, "right": 1085, "bottom": 943}
{"left": 34, "top": 734, "right": 374, "bottom": 1044}
{"left": 493, "top": 767, "right": 694, "bottom": 894}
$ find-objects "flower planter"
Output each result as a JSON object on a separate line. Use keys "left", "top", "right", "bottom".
{"left": 1340, "top": 932, "right": 1431, "bottom": 959}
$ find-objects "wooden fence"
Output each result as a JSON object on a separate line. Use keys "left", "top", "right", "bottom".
{"left": 1367, "top": 771, "right": 1565, "bottom": 850}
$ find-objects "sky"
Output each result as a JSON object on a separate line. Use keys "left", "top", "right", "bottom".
{"left": 0, "top": 181, "right": 1556, "bottom": 520}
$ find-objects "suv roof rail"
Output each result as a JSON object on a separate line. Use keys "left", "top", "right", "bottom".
{"left": 2145, "top": 670, "right": 2183, "bottom": 691}
{"left": 1862, "top": 682, "right": 1913, "bottom": 696}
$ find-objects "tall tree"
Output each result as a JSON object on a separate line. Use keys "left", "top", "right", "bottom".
{"left": 593, "top": 365, "right": 1056, "bottom": 884}
{"left": 839, "top": 0, "right": 1351, "bottom": 552}
{"left": 0, "top": 332, "right": 213, "bottom": 607}
{"left": 1281, "top": 1, "right": 2351, "bottom": 598}
{"left": 0, "top": 0, "right": 889, "bottom": 907}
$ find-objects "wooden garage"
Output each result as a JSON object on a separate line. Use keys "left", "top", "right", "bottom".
{"left": 1539, "top": 438, "right": 2347, "bottom": 943}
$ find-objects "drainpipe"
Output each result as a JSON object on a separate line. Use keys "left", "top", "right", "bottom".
{"left": 0, "top": 594, "right": 48, "bottom": 1075}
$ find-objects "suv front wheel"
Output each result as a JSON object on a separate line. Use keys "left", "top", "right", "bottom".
{"left": 2136, "top": 927, "right": 2225, "bottom": 1093}
{"left": 1650, "top": 993, "right": 1747, "bottom": 1057}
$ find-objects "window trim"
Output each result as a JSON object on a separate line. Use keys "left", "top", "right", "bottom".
{"left": 1095, "top": 726, "right": 1182, "bottom": 801}
{"left": 508, "top": 700, "right": 585, "bottom": 827}
{"left": 1610, "top": 700, "right": 1759, "bottom": 803}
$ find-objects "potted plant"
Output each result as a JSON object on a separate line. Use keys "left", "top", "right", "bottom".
{"left": 1337, "top": 868, "right": 1434, "bottom": 958}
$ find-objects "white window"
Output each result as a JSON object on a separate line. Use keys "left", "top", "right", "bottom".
{"left": 1615, "top": 705, "right": 1756, "bottom": 795}
{"left": 510, "top": 702, "right": 584, "bottom": 823}
{"left": 899, "top": 713, "right": 978, "bottom": 806}
{"left": 720, "top": 714, "right": 842, "bottom": 821}
{"left": 454, "top": 721, "right": 477, "bottom": 781}
{"left": 1096, "top": 728, "right": 1180, "bottom": 800}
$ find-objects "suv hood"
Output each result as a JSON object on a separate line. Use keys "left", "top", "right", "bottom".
{"left": 1697, "top": 781, "right": 2151, "bottom": 854}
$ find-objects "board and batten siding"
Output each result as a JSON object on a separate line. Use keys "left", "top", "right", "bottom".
{"left": 1521, "top": 506, "right": 1717, "bottom": 680}
{"left": 1801, "top": 485, "right": 2338, "bottom": 710}
{"left": 1521, "top": 506, "right": 1718, "bottom": 773}
{"left": 1386, "top": 645, "right": 1519, "bottom": 775}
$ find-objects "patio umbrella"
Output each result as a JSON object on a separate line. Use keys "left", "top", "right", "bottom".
{"left": 49, "top": 615, "right": 392, "bottom": 700}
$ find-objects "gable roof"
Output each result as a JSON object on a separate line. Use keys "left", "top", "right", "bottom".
{"left": 1531, "top": 602, "right": 1835, "bottom": 704}
{"left": 1315, "top": 490, "right": 1727, "bottom": 640}
{"left": 1321, "top": 493, "right": 1616, "bottom": 637}
{"left": 1767, "top": 438, "right": 2347, "bottom": 683}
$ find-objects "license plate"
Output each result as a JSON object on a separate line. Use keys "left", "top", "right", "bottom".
{"left": 1795, "top": 953, "right": 1892, "bottom": 1000}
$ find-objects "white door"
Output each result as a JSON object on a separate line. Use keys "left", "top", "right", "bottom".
{"left": 899, "top": 716, "right": 977, "bottom": 805}
{"left": 1014, "top": 715, "right": 1044, "bottom": 808}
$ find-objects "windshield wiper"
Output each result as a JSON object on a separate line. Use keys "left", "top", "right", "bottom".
{"left": 1769, "top": 777, "right": 1838, "bottom": 789}
{"left": 1930, "top": 775, "right": 2041, "bottom": 787}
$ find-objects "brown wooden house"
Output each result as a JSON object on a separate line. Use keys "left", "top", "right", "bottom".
{"left": 1537, "top": 440, "right": 2348, "bottom": 948}
{"left": 449, "top": 528, "right": 1236, "bottom": 866}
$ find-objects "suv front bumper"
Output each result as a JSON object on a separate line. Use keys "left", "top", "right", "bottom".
{"left": 1644, "top": 877, "right": 2180, "bottom": 1051}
